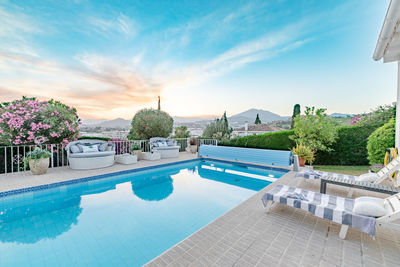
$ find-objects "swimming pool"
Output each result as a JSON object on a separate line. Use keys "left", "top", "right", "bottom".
{"left": 0, "top": 159, "right": 288, "bottom": 266}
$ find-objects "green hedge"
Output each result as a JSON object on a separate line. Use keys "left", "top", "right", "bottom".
{"left": 367, "top": 118, "right": 395, "bottom": 164}
{"left": 220, "top": 125, "right": 378, "bottom": 165}
{"left": 78, "top": 136, "right": 110, "bottom": 141}
{"left": 314, "top": 125, "right": 377, "bottom": 165}
{"left": 219, "top": 130, "right": 295, "bottom": 150}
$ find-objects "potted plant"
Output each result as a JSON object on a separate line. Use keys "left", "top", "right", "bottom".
{"left": 291, "top": 143, "right": 314, "bottom": 167}
{"left": 24, "top": 147, "right": 51, "bottom": 175}
{"left": 130, "top": 143, "right": 142, "bottom": 159}
{"left": 188, "top": 137, "right": 198, "bottom": 153}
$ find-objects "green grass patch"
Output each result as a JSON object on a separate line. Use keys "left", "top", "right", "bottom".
{"left": 313, "top": 165, "right": 370, "bottom": 176}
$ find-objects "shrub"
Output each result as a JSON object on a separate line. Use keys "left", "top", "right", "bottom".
{"left": 128, "top": 109, "right": 173, "bottom": 140}
{"left": 23, "top": 147, "right": 51, "bottom": 168}
{"left": 78, "top": 136, "right": 110, "bottom": 141}
{"left": 314, "top": 125, "right": 378, "bottom": 165}
{"left": 219, "top": 130, "right": 295, "bottom": 150}
{"left": 174, "top": 126, "right": 190, "bottom": 138}
{"left": 357, "top": 105, "right": 395, "bottom": 128}
{"left": 291, "top": 143, "right": 314, "bottom": 163}
{"left": 291, "top": 107, "right": 338, "bottom": 152}
{"left": 367, "top": 118, "right": 395, "bottom": 164}
{"left": 202, "top": 111, "right": 232, "bottom": 140}
{"left": 0, "top": 97, "right": 80, "bottom": 146}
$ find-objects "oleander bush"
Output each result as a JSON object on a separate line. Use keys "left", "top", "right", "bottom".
{"left": 0, "top": 97, "right": 80, "bottom": 146}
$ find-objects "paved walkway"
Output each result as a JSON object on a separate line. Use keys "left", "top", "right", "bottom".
{"left": 146, "top": 171, "right": 400, "bottom": 267}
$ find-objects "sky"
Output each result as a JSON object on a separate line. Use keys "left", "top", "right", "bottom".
{"left": 0, "top": 0, "right": 396, "bottom": 119}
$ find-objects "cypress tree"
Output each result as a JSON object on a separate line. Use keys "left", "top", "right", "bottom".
{"left": 291, "top": 104, "right": 301, "bottom": 129}
{"left": 255, "top": 113, "right": 261, "bottom": 124}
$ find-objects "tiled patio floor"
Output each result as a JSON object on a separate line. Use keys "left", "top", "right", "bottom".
{"left": 146, "top": 171, "right": 400, "bottom": 267}
{"left": 1, "top": 156, "right": 400, "bottom": 266}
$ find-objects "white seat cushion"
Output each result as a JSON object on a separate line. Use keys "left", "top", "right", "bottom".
{"left": 356, "top": 172, "right": 379, "bottom": 182}
{"left": 353, "top": 197, "right": 391, "bottom": 217}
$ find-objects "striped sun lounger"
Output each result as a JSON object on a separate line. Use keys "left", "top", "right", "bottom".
{"left": 262, "top": 185, "right": 377, "bottom": 238}
{"left": 296, "top": 157, "right": 400, "bottom": 185}
{"left": 295, "top": 170, "right": 356, "bottom": 180}
{"left": 295, "top": 170, "right": 400, "bottom": 195}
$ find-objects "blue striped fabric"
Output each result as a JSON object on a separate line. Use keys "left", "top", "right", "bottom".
{"left": 198, "top": 145, "right": 292, "bottom": 167}
{"left": 262, "top": 185, "right": 376, "bottom": 236}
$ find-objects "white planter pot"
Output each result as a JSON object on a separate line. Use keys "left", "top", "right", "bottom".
{"left": 29, "top": 158, "right": 50, "bottom": 175}
{"left": 189, "top": 145, "right": 198, "bottom": 153}
{"left": 141, "top": 152, "right": 161, "bottom": 161}
{"left": 131, "top": 150, "right": 142, "bottom": 160}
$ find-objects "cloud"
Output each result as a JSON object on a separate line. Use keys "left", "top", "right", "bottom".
{"left": 87, "top": 13, "right": 137, "bottom": 37}
{"left": 0, "top": 51, "right": 162, "bottom": 118}
{"left": 163, "top": 20, "right": 311, "bottom": 89}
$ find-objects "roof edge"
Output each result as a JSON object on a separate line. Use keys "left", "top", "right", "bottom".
{"left": 373, "top": 0, "right": 400, "bottom": 61}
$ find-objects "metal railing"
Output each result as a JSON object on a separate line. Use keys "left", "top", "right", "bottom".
{"left": 0, "top": 138, "right": 218, "bottom": 174}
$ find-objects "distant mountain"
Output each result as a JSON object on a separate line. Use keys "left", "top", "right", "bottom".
{"left": 97, "top": 118, "right": 131, "bottom": 128}
{"left": 228, "top": 109, "right": 289, "bottom": 127}
{"left": 82, "top": 118, "right": 131, "bottom": 129}
{"left": 81, "top": 109, "right": 289, "bottom": 130}
{"left": 81, "top": 119, "right": 107, "bottom": 125}
{"left": 330, "top": 113, "right": 353, "bottom": 118}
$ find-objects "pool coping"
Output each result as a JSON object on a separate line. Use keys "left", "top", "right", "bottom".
{"left": 0, "top": 157, "right": 290, "bottom": 198}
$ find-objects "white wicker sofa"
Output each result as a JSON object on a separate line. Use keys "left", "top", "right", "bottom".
{"left": 149, "top": 137, "right": 180, "bottom": 158}
{"left": 65, "top": 139, "right": 115, "bottom": 170}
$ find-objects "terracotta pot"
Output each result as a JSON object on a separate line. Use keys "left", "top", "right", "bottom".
{"left": 189, "top": 145, "right": 198, "bottom": 153}
{"left": 298, "top": 157, "right": 306, "bottom": 167}
{"left": 131, "top": 150, "right": 142, "bottom": 160}
{"left": 29, "top": 158, "right": 50, "bottom": 175}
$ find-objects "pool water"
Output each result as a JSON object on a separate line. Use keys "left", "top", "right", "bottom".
{"left": 0, "top": 159, "right": 287, "bottom": 266}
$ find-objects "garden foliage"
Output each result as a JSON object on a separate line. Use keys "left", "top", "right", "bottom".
{"left": 291, "top": 107, "right": 338, "bottom": 152}
{"left": 367, "top": 118, "right": 395, "bottom": 164}
{"left": 314, "top": 125, "right": 377, "bottom": 165}
{"left": 128, "top": 109, "right": 173, "bottom": 140}
{"left": 202, "top": 112, "right": 232, "bottom": 141}
{"left": 0, "top": 97, "right": 80, "bottom": 146}
{"left": 219, "top": 130, "right": 295, "bottom": 150}
{"left": 174, "top": 126, "right": 190, "bottom": 138}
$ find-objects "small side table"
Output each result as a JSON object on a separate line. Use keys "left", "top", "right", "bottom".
{"left": 115, "top": 154, "right": 137, "bottom": 164}
{"left": 141, "top": 152, "right": 161, "bottom": 161}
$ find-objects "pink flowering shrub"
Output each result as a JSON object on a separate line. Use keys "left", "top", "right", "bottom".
{"left": 0, "top": 97, "right": 81, "bottom": 145}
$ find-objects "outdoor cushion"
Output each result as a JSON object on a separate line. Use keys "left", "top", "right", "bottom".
{"left": 79, "top": 144, "right": 99, "bottom": 153}
{"left": 167, "top": 140, "right": 177, "bottom": 146}
{"left": 98, "top": 143, "right": 108, "bottom": 152}
{"left": 70, "top": 145, "right": 81, "bottom": 153}
{"left": 158, "top": 141, "right": 168, "bottom": 147}
{"left": 357, "top": 173, "right": 379, "bottom": 182}
{"left": 353, "top": 197, "right": 390, "bottom": 217}
{"left": 154, "top": 146, "right": 180, "bottom": 150}
{"left": 69, "top": 151, "right": 115, "bottom": 158}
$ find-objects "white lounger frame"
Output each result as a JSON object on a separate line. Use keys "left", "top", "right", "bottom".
{"left": 265, "top": 193, "right": 400, "bottom": 240}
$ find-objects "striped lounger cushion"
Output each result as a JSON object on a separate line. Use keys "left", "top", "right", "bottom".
{"left": 295, "top": 170, "right": 357, "bottom": 180}
{"left": 262, "top": 184, "right": 376, "bottom": 236}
